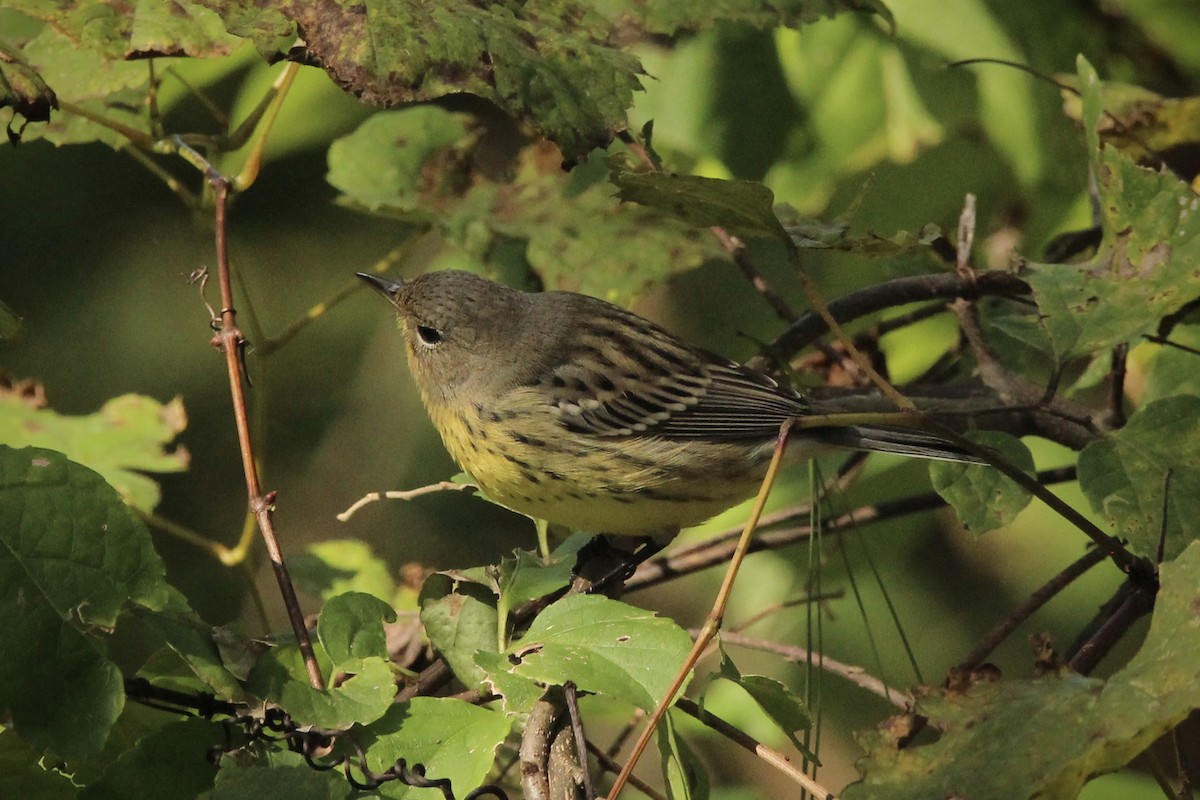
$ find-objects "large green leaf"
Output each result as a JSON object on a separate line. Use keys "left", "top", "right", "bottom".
{"left": 211, "top": 0, "right": 643, "bottom": 161}
{"left": 930, "top": 432, "right": 1034, "bottom": 534}
{"left": 1078, "top": 395, "right": 1200, "bottom": 561}
{"left": 418, "top": 573, "right": 499, "bottom": 690}
{"left": 247, "top": 645, "right": 396, "bottom": 729}
{"left": 0, "top": 730, "right": 76, "bottom": 800}
{"left": 0, "top": 392, "right": 188, "bottom": 512}
{"left": 0, "top": 446, "right": 170, "bottom": 761}
{"left": 6, "top": 0, "right": 242, "bottom": 59}
{"left": 290, "top": 539, "right": 399, "bottom": 605}
{"left": 1022, "top": 57, "right": 1200, "bottom": 364}
{"left": 847, "top": 539, "right": 1200, "bottom": 800}
{"left": 613, "top": 170, "right": 791, "bottom": 243}
{"left": 499, "top": 594, "right": 693, "bottom": 711}
{"left": 123, "top": 587, "right": 246, "bottom": 700}
{"left": 317, "top": 591, "right": 397, "bottom": 666}
{"left": 329, "top": 109, "right": 726, "bottom": 304}
{"left": 78, "top": 718, "right": 224, "bottom": 800}
{"left": 361, "top": 698, "right": 513, "bottom": 800}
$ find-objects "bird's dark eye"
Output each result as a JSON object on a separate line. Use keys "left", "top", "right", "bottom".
{"left": 416, "top": 325, "right": 443, "bottom": 347}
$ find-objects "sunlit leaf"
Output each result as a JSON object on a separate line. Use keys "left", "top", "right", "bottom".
{"left": 500, "top": 594, "right": 693, "bottom": 710}
{"left": 418, "top": 573, "right": 498, "bottom": 689}
{"left": 361, "top": 698, "right": 512, "bottom": 800}
{"left": 847, "top": 539, "right": 1200, "bottom": 800}
{"left": 317, "top": 592, "right": 397, "bottom": 667}
{"left": 0, "top": 391, "right": 188, "bottom": 512}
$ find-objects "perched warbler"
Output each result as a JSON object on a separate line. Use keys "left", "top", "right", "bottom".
{"left": 359, "top": 270, "right": 980, "bottom": 540}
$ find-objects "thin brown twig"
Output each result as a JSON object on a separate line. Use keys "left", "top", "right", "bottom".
{"left": 714, "top": 630, "right": 907, "bottom": 710}
{"left": 729, "top": 590, "right": 845, "bottom": 634}
{"left": 1066, "top": 579, "right": 1156, "bottom": 674}
{"left": 200, "top": 162, "right": 323, "bottom": 690}
{"left": 338, "top": 481, "right": 478, "bottom": 522}
{"left": 673, "top": 697, "right": 837, "bottom": 799}
{"left": 607, "top": 419, "right": 796, "bottom": 798}
{"left": 956, "top": 193, "right": 977, "bottom": 276}
{"left": 396, "top": 659, "right": 453, "bottom": 702}
{"left": 950, "top": 294, "right": 1097, "bottom": 449}
{"left": 564, "top": 683, "right": 596, "bottom": 800}
{"left": 585, "top": 741, "right": 664, "bottom": 800}
{"left": 715, "top": 226, "right": 800, "bottom": 323}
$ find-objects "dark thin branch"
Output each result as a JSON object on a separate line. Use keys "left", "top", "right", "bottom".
{"left": 564, "top": 683, "right": 595, "bottom": 800}
{"left": 186, "top": 151, "right": 323, "bottom": 690}
{"left": 715, "top": 631, "right": 907, "bottom": 709}
{"left": 1107, "top": 343, "right": 1129, "bottom": 429}
{"left": 955, "top": 545, "right": 1110, "bottom": 673}
{"left": 627, "top": 467, "right": 1078, "bottom": 593}
{"left": 673, "top": 697, "right": 836, "bottom": 798}
{"left": 1066, "top": 579, "right": 1156, "bottom": 675}
{"left": 747, "top": 270, "right": 1030, "bottom": 371}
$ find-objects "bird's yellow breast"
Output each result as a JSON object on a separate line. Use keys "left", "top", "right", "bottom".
{"left": 421, "top": 388, "right": 779, "bottom": 538}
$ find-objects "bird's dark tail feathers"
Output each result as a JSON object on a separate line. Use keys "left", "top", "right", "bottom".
{"left": 813, "top": 425, "right": 988, "bottom": 465}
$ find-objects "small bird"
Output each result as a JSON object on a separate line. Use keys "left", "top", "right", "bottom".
{"left": 359, "top": 270, "right": 981, "bottom": 540}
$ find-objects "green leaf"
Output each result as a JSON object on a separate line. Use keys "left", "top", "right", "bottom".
{"left": 214, "top": 0, "right": 643, "bottom": 161}
{"left": 497, "top": 547, "right": 577, "bottom": 611}
{"left": 326, "top": 107, "right": 474, "bottom": 215}
{"left": 613, "top": 170, "right": 790, "bottom": 243}
{"left": 473, "top": 650, "right": 545, "bottom": 713}
{"left": 290, "top": 539, "right": 398, "bottom": 604}
{"left": 79, "top": 718, "right": 223, "bottom": 800}
{"left": 123, "top": 587, "right": 246, "bottom": 700}
{"left": 717, "top": 651, "right": 812, "bottom": 756}
{"left": 201, "top": 762, "right": 350, "bottom": 800}
{"left": 1078, "top": 395, "right": 1200, "bottom": 561}
{"left": 501, "top": 594, "right": 693, "bottom": 710}
{"left": 846, "top": 538, "right": 1200, "bottom": 800}
{"left": 1022, "top": 58, "right": 1200, "bottom": 364}
{"left": 657, "top": 709, "right": 709, "bottom": 800}
{"left": 361, "top": 698, "right": 513, "bottom": 800}
{"left": 0, "top": 39, "right": 56, "bottom": 142}
{"left": 0, "top": 730, "right": 75, "bottom": 800}
{"left": 768, "top": 21, "right": 950, "bottom": 213}
{"left": 0, "top": 446, "right": 170, "bottom": 761}
{"left": 2, "top": 23, "right": 150, "bottom": 147}
{"left": 0, "top": 392, "right": 188, "bottom": 512}
{"left": 9, "top": 0, "right": 243, "bottom": 59}
{"left": 930, "top": 432, "right": 1035, "bottom": 534}
{"left": 882, "top": 0, "right": 1040, "bottom": 185}
{"left": 317, "top": 592, "right": 397, "bottom": 666}
{"left": 329, "top": 113, "right": 727, "bottom": 305}
{"left": 418, "top": 574, "right": 498, "bottom": 689}
{"left": 248, "top": 647, "right": 396, "bottom": 729}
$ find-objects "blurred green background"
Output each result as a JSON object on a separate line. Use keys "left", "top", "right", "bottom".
{"left": 3, "top": 1, "right": 1197, "bottom": 794}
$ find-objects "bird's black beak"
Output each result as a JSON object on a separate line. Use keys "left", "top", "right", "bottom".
{"left": 356, "top": 272, "right": 404, "bottom": 298}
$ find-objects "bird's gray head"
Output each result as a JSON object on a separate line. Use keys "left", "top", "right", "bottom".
{"left": 358, "top": 270, "right": 532, "bottom": 403}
